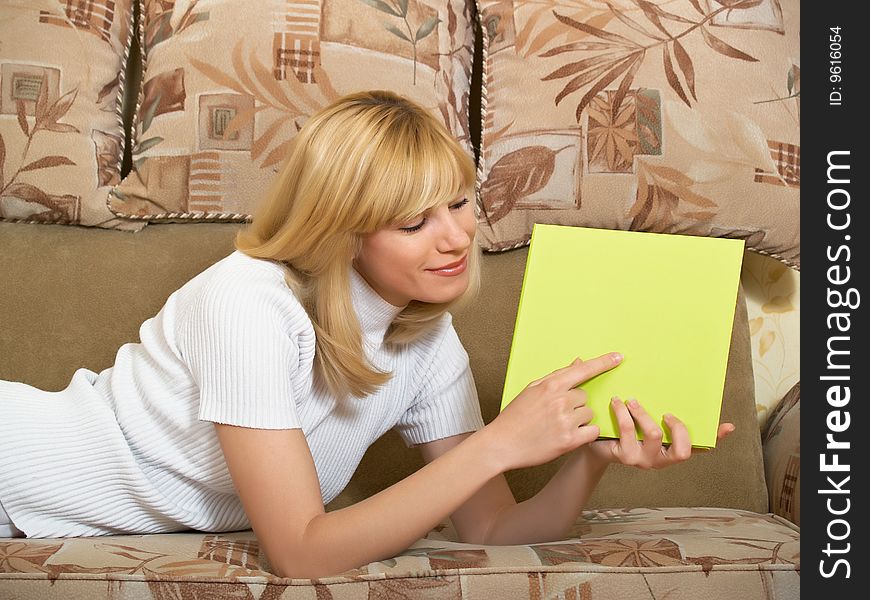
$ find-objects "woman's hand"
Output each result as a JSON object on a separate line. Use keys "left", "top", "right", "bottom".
{"left": 585, "top": 397, "right": 736, "bottom": 469}
{"left": 485, "top": 353, "right": 623, "bottom": 472}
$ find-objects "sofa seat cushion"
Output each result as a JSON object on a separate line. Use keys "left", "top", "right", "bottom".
{"left": 0, "top": 507, "right": 799, "bottom": 598}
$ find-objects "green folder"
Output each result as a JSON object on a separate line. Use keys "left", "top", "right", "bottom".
{"left": 499, "top": 224, "right": 745, "bottom": 448}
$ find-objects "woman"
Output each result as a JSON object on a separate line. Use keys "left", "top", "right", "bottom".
{"left": 0, "top": 90, "right": 733, "bottom": 576}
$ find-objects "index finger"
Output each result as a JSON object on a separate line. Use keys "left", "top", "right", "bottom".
{"left": 541, "top": 352, "right": 623, "bottom": 391}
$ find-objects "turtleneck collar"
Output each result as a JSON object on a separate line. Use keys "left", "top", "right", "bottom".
{"left": 349, "top": 265, "right": 407, "bottom": 345}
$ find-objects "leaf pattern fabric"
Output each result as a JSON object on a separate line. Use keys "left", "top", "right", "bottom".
{"left": 0, "top": 0, "right": 138, "bottom": 229}
{"left": 0, "top": 507, "right": 799, "bottom": 598}
{"left": 762, "top": 383, "right": 800, "bottom": 525}
{"left": 111, "top": 0, "right": 474, "bottom": 222}
{"left": 741, "top": 251, "right": 799, "bottom": 425}
{"left": 476, "top": 0, "right": 800, "bottom": 268}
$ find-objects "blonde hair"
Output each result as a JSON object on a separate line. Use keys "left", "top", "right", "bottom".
{"left": 236, "top": 90, "right": 480, "bottom": 401}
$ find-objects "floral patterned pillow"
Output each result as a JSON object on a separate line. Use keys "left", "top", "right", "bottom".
{"left": 109, "top": 0, "right": 474, "bottom": 222}
{"left": 0, "top": 0, "right": 137, "bottom": 229}
{"left": 474, "top": 0, "right": 799, "bottom": 268}
{"left": 761, "top": 381, "right": 799, "bottom": 525}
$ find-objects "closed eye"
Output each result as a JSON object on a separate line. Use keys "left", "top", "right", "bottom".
{"left": 399, "top": 198, "right": 469, "bottom": 233}
{"left": 398, "top": 217, "right": 426, "bottom": 233}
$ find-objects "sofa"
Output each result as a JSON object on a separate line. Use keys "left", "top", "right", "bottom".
{"left": 0, "top": 221, "right": 798, "bottom": 598}
{"left": 1, "top": 1, "right": 799, "bottom": 598}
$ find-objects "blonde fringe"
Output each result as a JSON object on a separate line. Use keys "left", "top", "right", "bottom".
{"left": 236, "top": 90, "right": 480, "bottom": 401}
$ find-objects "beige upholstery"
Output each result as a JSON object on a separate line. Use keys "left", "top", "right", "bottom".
{"left": 0, "top": 506, "right": 798, "bottom": 598}
{"left": 0, "top": 221, "right": 765, "bottom": 512}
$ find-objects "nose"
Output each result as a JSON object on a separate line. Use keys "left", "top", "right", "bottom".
{"left": 434, "top": 206, "right": 471, "bottom": 253}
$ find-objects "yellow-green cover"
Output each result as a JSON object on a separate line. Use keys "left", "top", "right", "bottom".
{"left": 500, "top": 224, "right": 745, "bottom": 448}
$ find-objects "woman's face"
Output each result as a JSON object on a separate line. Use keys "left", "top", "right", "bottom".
{"left": 354, "top": 194, "right": 475, "bottom": 306}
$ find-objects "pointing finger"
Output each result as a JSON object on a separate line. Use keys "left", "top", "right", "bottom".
{"left": 542, "top": 352, "right": 623, "bottom": 391}
{"left": 526, "top": 357, "right": 588, "bottom": 387}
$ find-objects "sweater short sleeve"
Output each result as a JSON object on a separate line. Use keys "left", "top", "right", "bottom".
{"left": 393, "top": 320, "right": 486, "bottom": 448}
{"left": 178, "top": 262, "right": 305, "bottom": 430}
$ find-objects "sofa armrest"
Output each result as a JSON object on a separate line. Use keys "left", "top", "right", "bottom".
{"left": 761, "top": 382, "right": 801, "bottom": 526}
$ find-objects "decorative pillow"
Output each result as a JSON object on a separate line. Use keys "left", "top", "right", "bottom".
{"left": 109, "top": 0, "right": 474, "bottom": 221}
{"left": 740, "top": 250, "right": 799, "bottom": 426}
{"left": 474, "top": 0, "right": 799, "bottom": 268}
{"left": 761, "top": 381, "right": 799, "bottom": 525}
{"left": 0, "top": 0, "right": 139, "bottom": 230}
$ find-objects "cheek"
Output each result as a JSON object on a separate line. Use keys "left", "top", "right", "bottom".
{"left": 372, "top": 239, "right": 422, "bottom": 276}
{"left": 365, "top": 234, "right": 404, "bottom": 262}
{"left": 461, "top": 209, "right": 477, "bottom": 238}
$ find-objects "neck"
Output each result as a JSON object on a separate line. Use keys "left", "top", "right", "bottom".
{"left": 349, "top": 266, "right": 406, "bottom": 345}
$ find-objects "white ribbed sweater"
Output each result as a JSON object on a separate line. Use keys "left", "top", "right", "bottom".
{"left": 0, "top": 251, "right": 485, "bottom": 538}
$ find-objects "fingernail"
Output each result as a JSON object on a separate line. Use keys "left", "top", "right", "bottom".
{"left": 612, "top": 352, "right": 623, "bottom": 363}
{"left": 628, "top": 399, "right": 639, "bottom": 408}
{"left": 663, "top": 413, "right": 673, "bottom": 421}
{"left": 611, "top": 396, "right": 619, "bottom": 405}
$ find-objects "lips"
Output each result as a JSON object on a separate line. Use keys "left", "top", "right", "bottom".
{"left": 428, "top": 255, "right": 467, "bottom": 271}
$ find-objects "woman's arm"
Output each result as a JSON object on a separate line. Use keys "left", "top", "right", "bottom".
{"left": 481, "top": 398, "right": 736, "bottom": 544}
{"left": 482, "top": 447, "right": 609, "bottom": 545}
{"left": 219, "top": 356, "right": 635, "bottom": 577}
{"left": 216, "top": 423, "right": 504, "bottom": 579}
{"left": 415, "top": 433, "right": 604, "bottom": 546}
{"left": 420, "top": 399, "right": 734, "bottom": 545}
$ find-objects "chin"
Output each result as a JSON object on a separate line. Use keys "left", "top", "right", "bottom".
{"left": 417, "top": 281, "right": 468, "bottom": 305}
